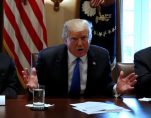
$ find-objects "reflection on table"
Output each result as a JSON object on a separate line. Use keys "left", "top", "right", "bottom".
{"left": 0, "top": 96, "right": 151, "bottom": 118}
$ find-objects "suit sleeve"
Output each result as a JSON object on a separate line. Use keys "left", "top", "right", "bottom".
{"left": 1, "top": 59, "right": 18, "bottom": 98}
{"left": 134, "top": 52, "right": 151, "bottom": 97}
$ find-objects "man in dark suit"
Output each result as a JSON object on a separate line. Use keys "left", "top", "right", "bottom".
{"left": 134, "top": 46, "right": 151, "bottom": 97}
{"left": 23, "top": 19, "right": 137, "bottom": 98}
{"left": 0, "top": 52, "right": 19, "bottom": 98}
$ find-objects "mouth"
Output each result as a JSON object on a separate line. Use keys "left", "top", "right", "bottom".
{"left": 77, "top": 48, "right": 83, "bottom": 51}
{"left": 75, "top": 48, "right": 87, "bottom": 57}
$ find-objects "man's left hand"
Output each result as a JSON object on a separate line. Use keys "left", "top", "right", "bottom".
{"left": 116, "top": 71, "right": 137, "bottom": 95}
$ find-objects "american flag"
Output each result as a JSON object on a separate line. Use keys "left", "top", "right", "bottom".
{"left": 3, "top": 0, "right": 47, "bottom": 88}
{"left": 90, "top": 0, "right": 104, "bottom": 8}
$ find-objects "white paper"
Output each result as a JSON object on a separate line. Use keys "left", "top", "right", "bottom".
{"left": 70, "top": 101, "right": 130, "bottom": 114}
{"left": 25, "top": 103, "right": 54, "bottom": 108}
{"left": 138, "top": 97, "right": 151, "bottom": 102}
{"left": 0, "top": 95, "right": 5, "bottom": 105}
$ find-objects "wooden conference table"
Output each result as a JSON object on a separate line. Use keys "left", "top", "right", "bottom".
{"left": 0, "top": 96, "right": 151, "bottom": 118}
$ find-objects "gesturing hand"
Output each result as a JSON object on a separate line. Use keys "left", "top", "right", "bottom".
{"left": 22, "top": 67, "right": 38, "bottom": 90}
{"left": 116, "top": 71, "right": 137, "bottom": 95}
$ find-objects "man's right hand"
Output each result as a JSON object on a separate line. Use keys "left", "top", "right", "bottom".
{"left": 22, "top": 67, "right": 38, "bottom": 90}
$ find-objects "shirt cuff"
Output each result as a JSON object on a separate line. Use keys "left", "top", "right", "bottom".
{"left": 113, "top": 84, "right": 121, "bottom": 98}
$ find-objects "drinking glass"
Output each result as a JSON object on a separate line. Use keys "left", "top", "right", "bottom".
{"left": 33, "top": 85, "right": 45, "bottom": 108}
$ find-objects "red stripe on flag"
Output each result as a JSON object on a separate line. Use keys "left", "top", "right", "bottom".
{"left": 90, "top": 0, "right": 103, "bottom": 7}
{"left": 3, "top": 0, "right": 47, "bottom": 88}
{"left": 28, "top": 0, "right": 47, "bottom": 45}
{"left": 15, "top": 0, "right": 44, "bottom": 50}
{"left": 4, "top": 2, "right": 31, "bottom": 63}
{"left": 3, "top": 29, "right": 26, "bottom": 87}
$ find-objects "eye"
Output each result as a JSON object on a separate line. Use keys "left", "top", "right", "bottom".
{"left": 81, "top": 36, "right": 88, "bottom": 41}
{"left": 71, "top": 37, "right": 77, "bottom": 41}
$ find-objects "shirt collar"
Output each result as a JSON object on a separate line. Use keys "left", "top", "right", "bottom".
{"left": 68, "top": 50, "right": 87, "bottom": 64}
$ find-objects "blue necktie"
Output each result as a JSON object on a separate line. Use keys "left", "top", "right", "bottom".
{"left": 69, "top": 58, "right": 81, "bottom": 97}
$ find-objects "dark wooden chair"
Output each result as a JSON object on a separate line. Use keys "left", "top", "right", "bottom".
{"left": 111, "top": 62, "right": 134, "bottom": 82}
{"left": 117, "top": 62, "right": 134, "bottom": 77}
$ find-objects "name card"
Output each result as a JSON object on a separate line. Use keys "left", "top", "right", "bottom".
{"left": 0, "top": 96, "right": 5, "bottom": 105}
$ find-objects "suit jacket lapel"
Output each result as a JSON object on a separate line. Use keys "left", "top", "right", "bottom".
{"left": 85, "top": 47, "right": 97, "bottom": 94}
{"left": 54, "top": 45, "right": 68, "bottom": 95}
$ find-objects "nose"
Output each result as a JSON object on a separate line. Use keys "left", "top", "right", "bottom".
{"left": 77, "top": 39, "right": 82, "bottom": 46}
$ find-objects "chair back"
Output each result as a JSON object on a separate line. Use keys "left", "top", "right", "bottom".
{"left": 117, "top": 62, "right": 134, "bottom": 77}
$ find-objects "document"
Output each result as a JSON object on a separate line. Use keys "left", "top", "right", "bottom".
{"left": 70, "top": 101, "right": 130, "bottom": 114}
{"left": 0, "top": 96, "right": 5, "bottom": 105}
{"left": 138, "top": 97, "right": 151, "bottom": 102}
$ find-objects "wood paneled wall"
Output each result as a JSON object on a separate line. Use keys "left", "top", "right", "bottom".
{"left": 44, "top": 0, "right": 80, "bottom": 46}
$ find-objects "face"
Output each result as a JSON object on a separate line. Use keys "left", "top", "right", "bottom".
{"left": 65, "top": 29, "right": 89, "bottom": 57}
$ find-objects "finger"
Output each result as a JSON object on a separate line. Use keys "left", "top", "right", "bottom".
{"left": 31, "top": 67, "right": 37, "bottom": 76}
{"left": 126, "top": 73, "right": 136, "bottom": 79}
{"left": 27, "top": 82, "right": 37, "bottom": 89}
{"left": 130, "top": 80, "right": 137, "bottom": 86}
{"left": 23, "top": 75, "right": 29, "bottom": 84}
{"left": 27, "top": 84, "right": 34, "bottom": 90}
{"left": 128, "top": 75, "right": 138, "bottom": 82}
{"left": 22, "top": 68, "right": 30, "bottom": 82}
{"left": 22, "top": 68, "right": 30, "bottom": 76}
{"left": 119, "top": 71, "right": 124, "bottom": 79}
{"left": 22, "top": 72, "right": 28, "bottom": 79}
{"left": 127, "top": 86, "right": 135, "bottom": 91}
{"left": 25, "top": 68, "right": 30, "bottom": 75}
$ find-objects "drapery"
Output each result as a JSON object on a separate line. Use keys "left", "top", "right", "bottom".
{"left": 121, "top": 0, "right": 151, "bottom": 62}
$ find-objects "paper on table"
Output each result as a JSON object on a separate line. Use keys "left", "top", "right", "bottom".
{"left": 0, "top": 95, "right": 5, "bottom": 105}
{"left": 138, "top": 97, "right": 151, "bottom": 102}
{"left": 70, "top": 101, "right": 130, "bottom": 114}
{"left": 25, "top": 103, "right": 54, "bottom": 108}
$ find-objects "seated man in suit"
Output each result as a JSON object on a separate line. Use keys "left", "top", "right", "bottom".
{"left": 22, "top": 19, "right": 137, "bottom": 98}
{"left": 134, "top": 46, "right": 151, "bottom": 97}
{"left": 0, "top": 52, "right": 19, "bottom": 98}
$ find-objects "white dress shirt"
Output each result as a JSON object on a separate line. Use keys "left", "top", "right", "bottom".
{"left": 68, "top": 50, "right": 87, "bottom": 94}
{"left": 67, "top": 50, "right": 119, "bottom": 97}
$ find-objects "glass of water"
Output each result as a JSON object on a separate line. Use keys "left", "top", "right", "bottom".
{"left": 33, "top": 85, "right": 45, "bottom": 108}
